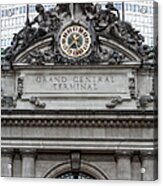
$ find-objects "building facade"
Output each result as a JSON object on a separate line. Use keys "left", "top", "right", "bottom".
{"left": 1, "top": 2, "right": 158, "bottom": 180}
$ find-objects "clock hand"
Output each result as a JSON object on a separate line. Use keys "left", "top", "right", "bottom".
{"left": 75, "top": 40, "right": 81, "bottom": 49}
{"left": 73, "top": 34, "right": 80, "bottom": 42}
{"left": 66, "top": 34, "right": 81, "bottom": 51}
{"left": 68, "top": 40, "right": 76, "bottom": 50}
{"left": 73, "top": 35, "right": 81, "bottom": 49}
{"left": 67, "top": 36, "right": 79, "bottom": 49}
{"left": 75, "top": 41, "right": 79, "bottom": 49}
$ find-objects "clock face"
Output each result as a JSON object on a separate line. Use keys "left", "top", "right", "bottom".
{"left": 59, "top": 25, "right": 91, "bottom": 58}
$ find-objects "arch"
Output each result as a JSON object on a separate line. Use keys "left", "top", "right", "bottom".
{"left": 12, "top": 35, "right": 141, "bottom": 65}
{"left": 43, "top": 160, "right": 110, "bottom": 179}
{"left": 99, "top": 36, "right": 141, "bottom": 61}
{"left": 13, "top": 36, "right": 53, "bottom": 64}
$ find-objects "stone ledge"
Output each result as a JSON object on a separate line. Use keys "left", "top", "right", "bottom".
{"left": 1, "top": 139, "right": 157, "bottom": 151}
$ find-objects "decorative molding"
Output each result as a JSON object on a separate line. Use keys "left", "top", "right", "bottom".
{"left": 136, "top": 95, "right": 153, "bottom": 109}
{"left": 21, "top": 47, "right": 130, "bottom": 66}
{"left": 140, "top": 150, "right": 157, "bottom": 159}
{"left": 106, "top": 96, "right": 123, "bottom": 108}
{"left": 129, "top": 75, "right": 136, "bottom": 99}
{"left": 20, "top": 149, "right": 37, "bottom": 158}
{"left": 131, "top": 155, "right": 141, "bottom": 163}
{"left": 1, "top": 140, "right": 157, "bottom": 156}
{"left": 71, "top": 152, "right": 81, "bottom": 170}
{"left": 17, "top": 76, "right": 24, "bottom": 98}
{"left": 1, "top": 57, "right": 12, "bottom": 71}
{"left": 29, "top": 97, "right": 46, "bottom": 108}
{"left": 1, "top": 109, "right": 156, "bottom": 116}
{"left": 1, "top": 148, "right": 14, "bottom": 158}
{"left": 150, "top": 76, "right": 156, "bottom": 97}
{"left": 1, "top": 118, "right": 155, "bottom": 128}
{"left": 115, "top": 150, "right": 134, "bottom": 159}
{"left": 43, "top": 160, "right": 109, "bottom": 179}
{"left": 1, "top": 148, "right": 14, "bottom": 154}
{"left": 1, "top": 96, "right": 17, "bottom": 108}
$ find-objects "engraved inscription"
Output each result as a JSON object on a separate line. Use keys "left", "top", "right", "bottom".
{"left": 35, "top": 75, "right": 114, "bottom": 92}
{"left": 23, "top": 73, "right": 128, "bottom": 94}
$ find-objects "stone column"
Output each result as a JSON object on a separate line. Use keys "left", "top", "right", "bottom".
{"left": 13, "top": 154, "right": 22, "bottom": 177}
{"left": 116, "top": 151, "right": 132, "bottom": 180}
{"left": 21, "top": 149, "right": 36, "bottom": 178}
{"left": 1, "top": 148, "right": 14, "bottom": 177}
{"left": 131, "top": 155, "right": 141, "bottom": 180}
{"left": 141, "top": 151, "right": 158, "bottom": 181}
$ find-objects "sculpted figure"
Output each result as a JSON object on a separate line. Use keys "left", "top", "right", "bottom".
{"left": 54, "top": 3, "right": 71, "bottom": 19}
{"left": 91, "top": 4, "right": 108, "bottom": 31}
{"left": 9, "top": 25, "right": 37, "bottom": 55}
{"left": 109, "top": 22, "right": 135, "bottom": 45}
{"left": 3, "top": 47, "right": 13, "bottom": 61}
{"left": 99, "top": 48, "right": 110, "bottom": 62}
{"left": 82, "top": 3, "right": 95, "bottom": 20}
{"left": 138, "top": 45, "right": 154, "bottom": 60}
{"left": 23, "top": 26, "right": 37, "bottom": 44}
{"left": 105, "top": 2, "right": 120, "bottom": 23}
{"left": 109, "top": 51, "right": 125, "bottom": 64}
{"left": 26, "top": 49, "right": 57, "bottom": 65}
{"left": 44, "top": 50, "right": 56, "bottom": 64}
{"left": 48, "top": 11, "right": 61, "bottom": 32}
{"left": 27, "top": 50, "right": 45, "bottom": 65}
{"left": 30, "top": 4, "right": 51, "bottom": 36}
{"left": 92, "top": 2, "right": 120, "bottom": 32}
{"left": 131, "top": 30, "right": 145, "bottom": 46}
{"left": 137, "top": 33, "right": 145, "bottom": 46}
{"left": 4, "top": 4, "right": 48, "bottom": 56}
{"left": 7, "top": 31, "right": 24, "bottom": 56}
{"left": 11, "top": 33, "right": 24, "bottom": 52}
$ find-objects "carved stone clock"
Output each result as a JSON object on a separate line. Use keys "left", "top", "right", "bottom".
{"left": 59, "top": 25, "right": 92, "bottom": 59}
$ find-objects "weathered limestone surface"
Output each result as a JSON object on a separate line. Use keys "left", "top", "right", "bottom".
{"left": 1, "top": 65, "right": 157, "bottom": 180}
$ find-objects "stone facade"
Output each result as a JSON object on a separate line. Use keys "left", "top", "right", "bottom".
{"left": 1, "top": 2, "right": 158, "bottom": 180}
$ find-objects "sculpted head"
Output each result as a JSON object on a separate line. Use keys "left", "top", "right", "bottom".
{"left": 95, "top": 3, "right": 101, "bottom": 12}
{"left": 35, "top": 4, "right": 44, "bottom": 13}
{"left": 106, "top": 2, "right": 114, "bottom": 9}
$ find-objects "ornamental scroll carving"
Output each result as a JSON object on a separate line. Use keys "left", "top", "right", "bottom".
{"left": 106, "top": 96, "right": 123, "bottom": 108}
{"left": 1, "top": 96, "right": 17, "bottom": 108}
{"left": 16, "top": 76, "right": 46, "bottom": 109}
{"left": 136, "top": 95, "right": 154, "bottom": 109}
{"left": 29, "top": 97, "right": 46, "bottom": 108}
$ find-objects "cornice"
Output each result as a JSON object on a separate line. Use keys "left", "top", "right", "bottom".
{"left": 1, "top": 109, "right": 156, "bottom": 116}
{"left": 1, "top": 118, "right": 156, "bottom": 128}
